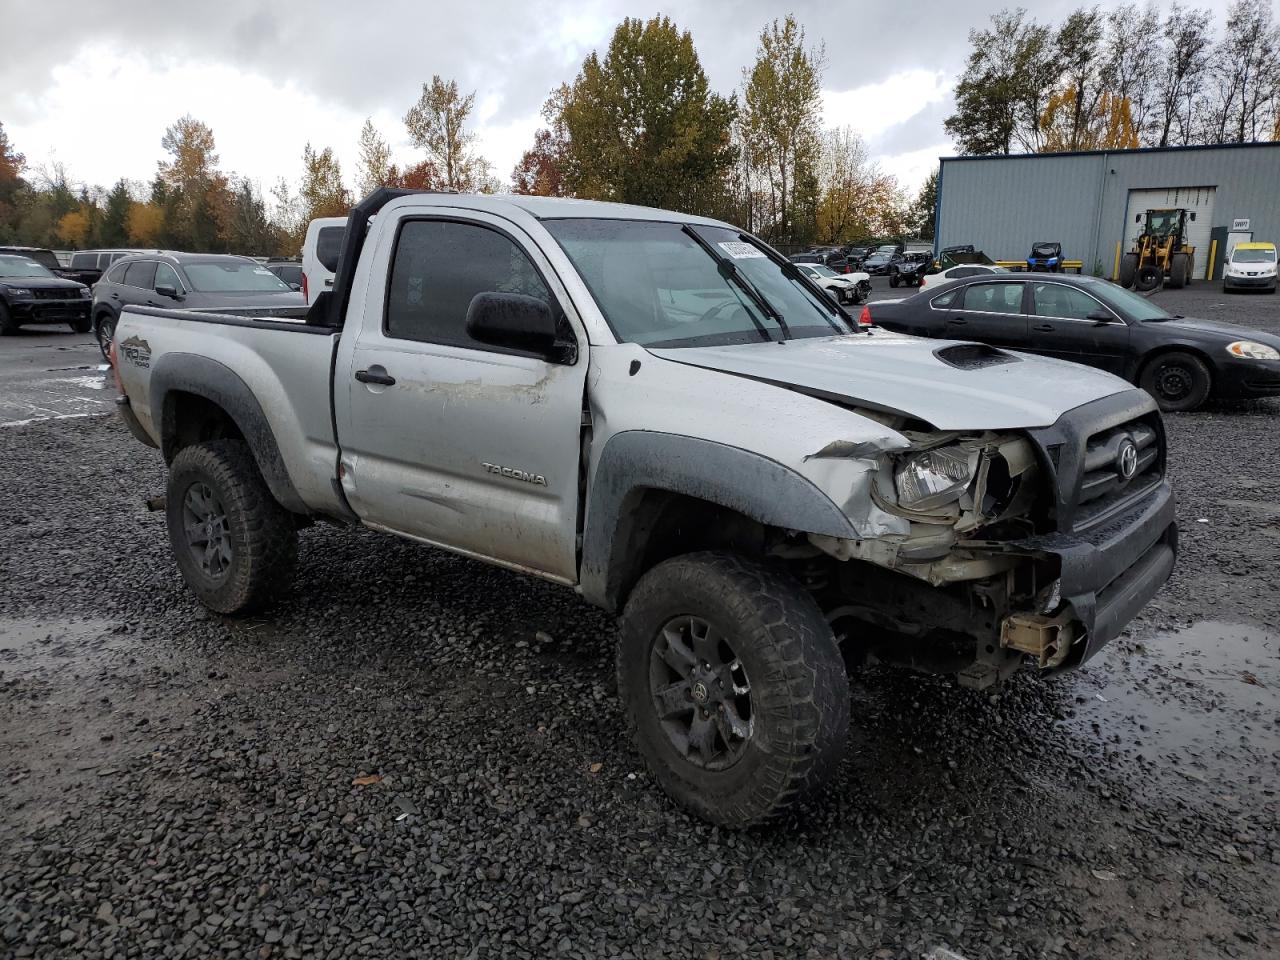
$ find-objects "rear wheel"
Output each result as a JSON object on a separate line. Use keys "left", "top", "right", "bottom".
{"left": 165, "top": 439, "right": 298, "bottom": 614}
{"left": 1167, "top": 252, "right": 1188, "bottom": 289}
{"left": 617, "top": 552, "right": 849, "bottom": 828}
{"left": 1139, "top": 350, "right": 1212, "bottom": 412}
{"left": 95, "top": 313, "right": 116, "bottom": 360}
{"left": 889, "top": 273, "right": 899, "bottom": 288}
{"left": 1134, "top": 263, "right": 1162, "bottom": 292}
{"left": 1118, "top": 253, "right": 1138, "bottom": 288}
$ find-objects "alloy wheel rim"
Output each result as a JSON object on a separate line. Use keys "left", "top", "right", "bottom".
{"left": 182, "top": 482, "right": 232, "bottom": 579}
{"left": 648, "top": 615, "right": 753, "bottom": 771}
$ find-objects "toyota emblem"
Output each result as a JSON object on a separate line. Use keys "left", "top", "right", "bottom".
{"left": 1116, "top": 438, "right": 1138, "bottom": 480}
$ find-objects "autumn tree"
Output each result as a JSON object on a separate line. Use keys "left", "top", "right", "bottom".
{"left": 1040, "top": 87, "right": 1140, "bottom": 151}
{"left": 158, "top": 114, "right": 231, "bottom": 250}
{"left": 126, "top": 201, "right": 165, "bottom": 246}
{"left": 296, "top": 144, "right": 350, "bottom": 246}
{"left": 812, "top": 128, "right": 905, "bottom": 243}
{"left": 741, "top": 15, "right": 824, "bottom": 243}
{"left": 907, "top": 169, "right": 939, "bottom": 241}
{"left": 1099, "top": 4, "right": 1161, "bottom": 141}
{"left": 97, "top": 180, "right": 133, "bottom": 247}
{"left": 0, "top": 122, "right": 24, "bottom": 241}
{"left": 386, "top": 159, "right": 443, "bottom": 190}
{"left": 57, "top": 208, "right": 92, "bottom": 246}
{"left": 1199, "top": 0, "right": 1280, "bottom": 143}
{"left": 355, "top": 118, "right": 392, "bottom": 197}
{"left": 554, "top": 16, "right": 736, "bottom": 214}
{"left": 404, "top": 76, "right": 491, "bottom": 191}
{"left": 512, "top": 88, "right": 572, "bottom": 197}
{"left": 224, "top": 179, "right": 280, "bottom": 255}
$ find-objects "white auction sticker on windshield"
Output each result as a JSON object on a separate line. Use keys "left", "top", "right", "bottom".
{"left": 717, "top": 241, "right": 765, "bottom": 259}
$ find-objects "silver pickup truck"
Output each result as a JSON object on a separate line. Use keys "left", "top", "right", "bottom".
{"left": 112, "top": 189, "right": 1176, "bottom": 827}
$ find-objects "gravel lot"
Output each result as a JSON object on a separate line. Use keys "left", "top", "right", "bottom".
{"left": 1, "top": 281, "right": 1278, "bottom": 959}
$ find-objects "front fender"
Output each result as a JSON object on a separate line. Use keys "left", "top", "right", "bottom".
{"left": 579, "top": 430, "right": 857, "bottom": 610}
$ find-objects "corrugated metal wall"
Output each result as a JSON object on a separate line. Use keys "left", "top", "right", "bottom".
{"left": 936, "top": 143, "right": 1280, "bottom": 278}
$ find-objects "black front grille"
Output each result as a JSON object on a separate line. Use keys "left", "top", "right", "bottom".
{"left": 33, "top": 288, "right": 80, "bottom": 300}
{"left": 1074, "top": 416, "right": 1162, "bottom": 528}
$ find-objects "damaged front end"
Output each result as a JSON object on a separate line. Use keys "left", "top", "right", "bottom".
{"left": 786, "top": 403, "right": 1176, "bottom": 689}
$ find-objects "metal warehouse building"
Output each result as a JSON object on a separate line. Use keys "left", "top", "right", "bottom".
{"left": 935, "top": 142, "right": 1280, "bottom": 281}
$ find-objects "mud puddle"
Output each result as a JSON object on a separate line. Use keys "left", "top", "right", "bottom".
{"left": 0, "top": 616, "right": 124, "bottom": 677}
{"left": 1068, "top": 620, "right": 1280, "bottom": 790}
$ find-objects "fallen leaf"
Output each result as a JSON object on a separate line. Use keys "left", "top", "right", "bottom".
{"left": 351, "top": 774, "right": 382, "bottom": 786}
{"left": 1241, "top": 672, "right": 1263, "bottom": 687}
{"left": 1091, "top": 869, "right": 1119, "bottom": 881}
{"left": 589, "top": 763, "right": 603, "bottom": 774}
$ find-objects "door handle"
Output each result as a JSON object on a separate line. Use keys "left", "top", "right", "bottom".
{"left": 947, "top": 316, "right": 967, "bottom": 325}
{"left": 355, "top": 368, "right": 396, "bottom": 386}
{"left": 110, "top": 293, "right": 120, "bottom": 300}
{"left": 1032, "top": 323, "right": 1053, "bottom": 332}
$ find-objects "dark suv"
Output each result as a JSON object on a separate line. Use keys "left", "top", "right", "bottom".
{"left": 0, "top": 253, "right": 92, "bottom": 334}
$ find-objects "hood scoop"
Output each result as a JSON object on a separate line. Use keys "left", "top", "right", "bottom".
{"left": 933, "top": 343, "right": 1019, "bottom": 370}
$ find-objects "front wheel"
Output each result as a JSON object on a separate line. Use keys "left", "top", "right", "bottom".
{"left": 1119, "top": 253, "right": 1138, "bottom": 288}
{"left": 1139, "top": 351, "right": 1212, "bottom": 412}
{"left": 95, "top": 313, "right": 116, "bottom": 360}
{"left": 889, "top": 274, "right": 899, "bottom": 288}
{"left": 617, "top": 552, "right": 850, "bottom": 828}
{"left": 165, "top": 439, "right": 298, "bottom": 614}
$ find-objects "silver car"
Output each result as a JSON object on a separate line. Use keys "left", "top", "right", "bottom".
{"left": 92, "top": 252, "right": 306, "bottom": 358}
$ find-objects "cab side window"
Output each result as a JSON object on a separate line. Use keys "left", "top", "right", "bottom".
{"left": 123, "top": 261, "right": 158, "bottom": 290}
{"left": 1031, "top": 283, "right": 1104, "bottom": 320}
{"left": 385, "top": 220, "right": 560, "bottom": 354}
{"left": 103, "top": 262, "right": 130, "bottom": 284}
{"left": 154, "top": 263, "right": 184, "bottom": 292}
{"left": 961, "top": 282, "right": 1024, "bottom": 314}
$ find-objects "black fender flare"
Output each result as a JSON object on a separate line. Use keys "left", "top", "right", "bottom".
{"left": 579, "top": 431, "right": 858, "bottom": 611}
{"left": 151, "top": 352, "right": 308, "bottom": 515}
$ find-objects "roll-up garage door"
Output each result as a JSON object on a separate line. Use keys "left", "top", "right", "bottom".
{"left": 1124, "top": 186, "right": 1216, "bottom": 267}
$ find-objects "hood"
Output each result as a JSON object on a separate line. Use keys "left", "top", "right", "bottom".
{"left": 649, "top": 331, "right": 1133, "bottom": 430}
{"left": 1147, "top": 316, "right": 1280, "bottom": 348}
{"left": 0, "top": 276, "right": 85, "bottom": 292}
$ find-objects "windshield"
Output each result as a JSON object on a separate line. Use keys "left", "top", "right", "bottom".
{"left": 545, "top": 219, "right": 851, "bottom": 348}
{"left": 809, "top": 264, "right": 839, "bottom": 278}
{"left": 1232, "top": 248, "right": 1276, "bottom": 264}
{"left": 1093, "top": 281, "right": 1170, "bottom": 321}
{"left": 876, "top": 245, "right": 898, "bottom": 253}
{"left": 182, "top": 261, "right": 294, "bottom": 293}
{"left": 0, "top": 256, "right": 54, "bottom": 279}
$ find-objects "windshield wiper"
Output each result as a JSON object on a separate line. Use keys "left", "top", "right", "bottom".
{"left": 681, "top": 224, "right": 790, "bottom": 341}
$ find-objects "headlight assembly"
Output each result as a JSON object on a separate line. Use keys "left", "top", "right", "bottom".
{"left": 4, "top": 287, "right": 32, "bottom": 297}
{"left": 894, "top": 447, "right": 975, "bottom": 511}
{"left": 1227, "top": 340, "right": 1280, "bottom": 361}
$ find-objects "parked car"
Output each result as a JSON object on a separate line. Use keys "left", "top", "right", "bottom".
{"left": 265, "top": 258, "right": 303, "bottom": 289}
{"left": 92, "top": 252, "right": 305, "bottom": 358}
{"left": 888, "top": 251, "right": 933, "bottom": 288}
{"left": 790, "top": 249, "right": 852, "bottom": 273}
{"left": 1222, "top": 242, "right": 1277, "bottom": 293}
{"left": 920, "top": 264, "right": 1012, "bottom": 289}
{"left": 0, "top": 254, "right": 92, "bottom": 334}
{"left": 793, "top": 262, "right": 871, "bottom": 304}
{"left": 865, "top": 273, "right": 1280, "bottom": 411}
{"left": 67, "top": 249, "right": 164, "bottom": 287}
{"left": 111, "top": 188, "right": 1175, "bottom": 828}
{"left": 861, "top": 247, "right": 901, "bottom": 276}
{"left": 301, "top": 217, "right": 346, "bottom": 303}
{"left": 841, "top": 245, "right": 872, "bottom": 267}
{"left": 0, "top": 245, "right": 100, "bottom": 286}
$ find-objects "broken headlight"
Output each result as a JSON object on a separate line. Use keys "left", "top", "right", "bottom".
{"left": 894, "top": 447, "right": 975, "bottom": 512}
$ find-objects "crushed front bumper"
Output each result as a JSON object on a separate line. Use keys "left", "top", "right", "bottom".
{"left": 1000, "top": 479, "right": 1176, "bottom": 670}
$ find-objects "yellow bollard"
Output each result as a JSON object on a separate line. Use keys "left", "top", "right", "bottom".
{"left": 1205, "top": 239, "right": 1217, "bottom": 281}
{"left": 1112, "top": 242, "right": 1122, "bottom": 281}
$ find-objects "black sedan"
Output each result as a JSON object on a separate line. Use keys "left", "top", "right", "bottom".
{"left": 865, "top": 273, "right": 1280, "bottom": 411}
{"left": 0, "top": 254, "right": 92, "bottom": 335}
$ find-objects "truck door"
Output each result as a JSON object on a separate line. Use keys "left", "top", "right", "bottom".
{"left": 942, "top": 280, "right": 1028, "bottom": 348}
{"left": 1026, "top": 280, "right": 1130, "bottom": 375}
{"left": 334, "top": 212, "right": 588, "bottom": 583}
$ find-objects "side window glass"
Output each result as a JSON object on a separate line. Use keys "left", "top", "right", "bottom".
{"left": 385, "top": 220, "right": 559, "bottom": 353}
{"left": 155, "top": 263, "right": 183, "bottom": 292}
{"left": 104, "top": 262, "right": 129, "bottom": 284}
{"left": 962, "top": 282, "right": 1024, "bottom": 315}
{"left": 123, "top": 261, "right": 157, "bottom": 290}
{"left": 1032, "top": 283, "right": 1100, "bottom": 320}
{"left": 71, "top": 253, "right": 96, "bottom": 269}
{"left": 930, "top": 289, "right": 959, "bottom": 308}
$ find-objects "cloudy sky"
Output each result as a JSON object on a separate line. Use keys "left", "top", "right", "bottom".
{"left": 0, "top": 0, "right": 1237, "bottom": 200}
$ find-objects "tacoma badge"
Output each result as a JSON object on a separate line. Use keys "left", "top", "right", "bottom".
{"left": 483, "top": 462, "right": 548, "bottom": 486}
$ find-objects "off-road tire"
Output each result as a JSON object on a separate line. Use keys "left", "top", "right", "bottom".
{"left": 165, "top": 439, "right": 298, "bottom": 614}
{"left": 0, "top": 303, "right": 18, "bottom": 335}
{"left": 71, "top": 316, "right": 92, "bottom": 333}
{"left": 1134, "top": 263, "right": 1162, "bottom": 292}
{"left": 1139, "top": 350, "right": 1212, "bottom": 412}
{"left": 889, "top": 273, "right": 899, "bottom": 288}
{"left": 1118, "top": 253, "right": 1138, "bottom": 288}
{"left": 617, "top": 551, "right": 849, "bottom": 828}
{"left": 1167, "top": 252, "right": 1188, "bottom": 289}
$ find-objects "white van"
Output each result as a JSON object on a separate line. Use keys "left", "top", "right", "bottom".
{"left": 300, "top": 217, "right": 347, "bottom": 304}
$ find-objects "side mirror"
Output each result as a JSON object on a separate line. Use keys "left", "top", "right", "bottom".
{"left": 1135, "top": 214, "right": 1142, "bottom": 223}
{"left": 466, "top": 292, "right": 558, "bottom": 356}
{"left": 289, "top": 282, "right": 302, "bottom": 291}
{"left": 155, "top": 284, "right": 182, "bottom": 300}
{"left": 1087, "top": 309, "right": 1114, "bottom": 323}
